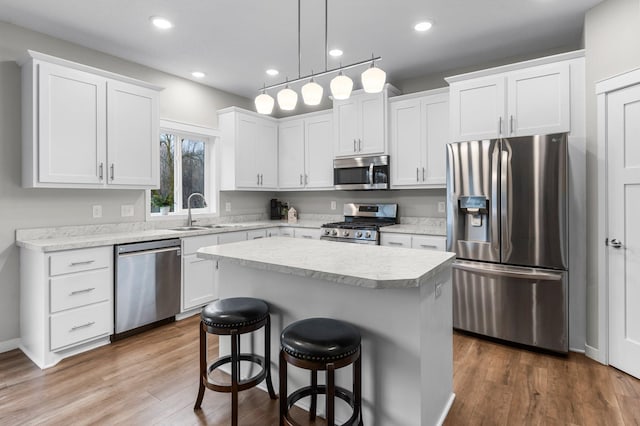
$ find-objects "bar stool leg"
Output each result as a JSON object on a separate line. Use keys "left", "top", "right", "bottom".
{"left": 355, "top": 353, "right": 363, "bottom": 426}
{"left": 194, "top": 322, "right": 206, "bottom": 410}
{"left": 327, "top": 363, "right": 335, "bottom": 426}
{"left": 279, "top": 350, "right": 287, "bottom": 426}
{"left": 310, "top": 370, "right": 318, "bottom": 420}
{"left": 231, "top": 332, "right": 239, "bottom": 426}
{"left": 264, "top": 315, "right": 277, "bottom": 399}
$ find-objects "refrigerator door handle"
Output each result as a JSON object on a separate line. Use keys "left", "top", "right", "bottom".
{"left": 490, "top": 141, "right": 501, "bottom": 255}
{"left": 453, "top": 261, "right": 563, "bottom": 281}
{"left": 500, "top": 140, "right": 511, "bottom": 259}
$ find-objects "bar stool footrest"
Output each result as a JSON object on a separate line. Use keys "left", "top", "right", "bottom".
{"left": 284, "top": 385, "right": 361, "bottom": 426}
{"left": 204, "top": 353, "right": 268, "bottom": 393}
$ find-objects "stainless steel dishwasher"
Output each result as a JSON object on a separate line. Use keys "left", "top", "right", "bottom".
{"left": 114, "top": 238, "right": 181, "bottom": 335}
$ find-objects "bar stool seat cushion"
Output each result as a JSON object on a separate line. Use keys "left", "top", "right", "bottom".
{"left": 281, "top": 317, "right": 361, "bottom": 362}
{"left": 201, "top": 297, "right": 269, "bottom": 328}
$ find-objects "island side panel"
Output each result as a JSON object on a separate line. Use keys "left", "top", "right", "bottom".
{"left": 216, "top": 260, "right": 451, "bottom": 426}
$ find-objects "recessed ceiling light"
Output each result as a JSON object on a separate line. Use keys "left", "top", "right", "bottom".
{"left": 150, "top": 16, "right": 173, "bottom": 30}
{"left": 414, "top": 21, "right": 433, "bottom": 32}
{"left": 191, "top": 71, "right": 206, "bottom": 78}
{"left": 266, "top": 69, "right": 279, "bottom": 76}
{"left": 329, "top": 49, "right": 343, "bottom": 57}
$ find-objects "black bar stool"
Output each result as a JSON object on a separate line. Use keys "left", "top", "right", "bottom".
{"left": 194, "top": 297, "right": 277, "bottom": 425}
{"left": 279, "top": 317, "right": 362, "bottom": 426}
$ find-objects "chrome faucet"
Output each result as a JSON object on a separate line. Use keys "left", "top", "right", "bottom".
{"left": 187, "top": 192, "right": 207, "bottom": 227}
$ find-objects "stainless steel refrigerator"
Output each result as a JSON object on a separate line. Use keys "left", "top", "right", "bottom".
{"left": 446, "top": 134, "right": 568, "bottom": 352}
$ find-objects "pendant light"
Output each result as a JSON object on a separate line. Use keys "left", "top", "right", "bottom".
{"left": 277, "top": 81, "right": 298, "bottom": 110}
{"left": 301, "top": 76, "right": 323, "bottom": 105}
{"left": 361, "top": 56, "right": 386, "bottom": 93}
{"left": 255, "top": 86, "right": 275, "bottom": 114}
{"left": 330, "top": 69, "right": 353, "bottom": 100}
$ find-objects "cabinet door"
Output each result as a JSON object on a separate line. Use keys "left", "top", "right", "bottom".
{"left": 278, "top": 120, "right": 305, "bottom": 188}
{"left": 507, "top": 63, "right": 570, "bottom": 137}
{"left": 411, "top": 235, "right": 446, "bottom": 251}
{"left": 235, "top": 115, "right": 259, "bottom": 188}
{"left": 106, "top": 80, "right": 159, "bottom": 187}
{"left": 333, "top": 98, "right": 359, "bottom": 156}
{"left": 423, "top": 96, "right": 449, "bottom": 185}
{"left": 38, "top": 62, "right": 106, "bottom": 185}
{"left": 183, "top": 254, "right": 218, "bottom": 311}
{"left": 380, "top": 233, "right": 412, "bottom": 248}
{"left": 305, "top": 114, "right": 334, "bottom": 188}
{"left": 359, "top": 92, "right": 385, "bottom": 154}
{"left": 256, "top": 120, "right": 278, "bottom": 188}
{"left": 450, "top": 76, "right": 506, "bottom": 142}
{"left": 390, "top": 98, "right": 422, "bottom": 186}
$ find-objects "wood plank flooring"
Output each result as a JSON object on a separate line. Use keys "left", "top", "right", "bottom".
{"left": 1, "top": 315, "right": 639, "bottom": 425}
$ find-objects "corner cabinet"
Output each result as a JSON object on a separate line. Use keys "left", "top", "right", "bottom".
{"left": 333, "top": 85, "right": 400, "bottom": 157}
{"left": 279, "top": 111, "right": 334, "bottom": 190}
{"left": 389, "top": 89, "right": 449, "bottom": 188}
{"left": 219, "top": 107, "right": 278, "bottom": 190}
{"left": 447, "top": 59, "right": 573, "bottom": 142}
{"left": 21, "top": 50, "right": 161, "bottom": 189}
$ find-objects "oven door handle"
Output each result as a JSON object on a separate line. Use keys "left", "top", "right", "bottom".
{"left": 369, "top": 162, "right": 374, "bottom": 185}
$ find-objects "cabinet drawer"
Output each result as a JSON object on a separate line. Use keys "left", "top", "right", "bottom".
{"left": 294, "top": 228, "right": 321, "bottom": 240}
{"left": 49, "top": 246, "right": 112, "bottom": 276}
{"left": 182, "top": 234, "right": 219, "bottom": 255}
{"left": 411, "top": 235, "right": 446, "bottom": 251}
{"left": 279, "top": 227, "right": 294, "bottom": 237}
{"left": 50, "top": 268, "right": 112, "bottom": 313}
{"left": 50, "top": 301, "right": 112, "bottom": 351}
{"left": 380, "top": 233, "right": 411, "bottom": 248}
{"left": 247, "top": 229, "right": 267, "bottom": 240}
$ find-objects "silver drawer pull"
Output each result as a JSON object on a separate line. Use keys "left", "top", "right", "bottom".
{"left": 420, "top": 244, "right": 437, "bottom": 249}
{"left": 388, "top": 241, "right": 404, "bottom": 246}
{"left": 70, "top": 287, "right": 95, "bottom": 295}
{"left": 301, "top": 235, "right": 313, "bottom": 239}
{"left": 69, "top": 260, "right": 95, "bottom": 266}
{"left": 253, "top": 236, "right": 264, "bottom": 239}
{"left": 70, "top": 321, "right": 95, "bottom": 331}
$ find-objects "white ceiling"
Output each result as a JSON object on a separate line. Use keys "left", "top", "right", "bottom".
{"left": 0, "top": 0, "right": 602, "bottom": 99}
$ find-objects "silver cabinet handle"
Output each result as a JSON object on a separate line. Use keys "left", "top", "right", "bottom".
{"left": 608, "top": 238, "right": 623, "bottom": 248}
{"left": 305, "top": 174, "right": 308, "bottom": 185}
{"left": 498, "top": 117, "right": 502, "bottom": 135}
{"left": 110, "top": 164, "right": 115, "bottom": 180}
{"left": 69, "top": 260, "right": 95, "bottom": 266}
{"left": 510, "top": 115, "right": 514, "bottom": 134}
{"left": 416, "top": 168, "right": 419, "bottom": 182}
{"left": 257, "top": 173, "right": 260, "bottom": 185}
{"left": 71, "top": 321, "right": 95, "bottom": 331}
{"left": 252, "top": 236, "right": 264, "bottom": 239}
{"left": 70, "top": 287, "right": 95, "bottom": 295}
{"left": 353, "top": 139, "right": 357, "bottom": 152}
{"left": 261, "top": 174, "right": 264, "bottom": 185}
{"left": 358, "top": 138, "right": 362, "bottom": 152}
{"left": 422, "top": 167, "right": 425, "bottom": 181}
{"left": 419, "top": 244, "right": 437, "bottom": 249}
{"left": 387, "top": 241, "right": 404, "bottom": 246}
{"left": 99, "top": 162, "right": 104, "bottom": 180}
{"left": 369, "top": 162, "right": 374, "bottom": 185}
{"left": 300, "top": 174, "right": 303, "bottom": 185}
{"left": 301, "top": 235, "right": 313, "bottom": 239}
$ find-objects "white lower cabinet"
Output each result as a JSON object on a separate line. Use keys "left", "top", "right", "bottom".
{"left": 247, "top": 229, "right": 267, "bottom": 240}
{"left": 380, "top": 233, "right": 446, "bottom": 251}
{"left": 279, "top": 227, "right": 294, "bottom": 237}
{"left": 182, "top": 234, "right": 220, "bottom": 312}
{"left": 20, "top": 245, "right": 114, "bottom": 369}
{"left": 294, "top": 228, "right": 321, "bottom": 240}
{"left": 265, "top": 228, "right": 279, "bottom": 237}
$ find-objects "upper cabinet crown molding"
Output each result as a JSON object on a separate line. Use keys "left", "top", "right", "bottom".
{"left": 22, "top": 52, "right": 162, "bottom": 189}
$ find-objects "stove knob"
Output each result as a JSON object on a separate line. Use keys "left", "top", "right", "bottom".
{"left": 356, "top": 231, "right": 363, "bottom": 238}
{"left": 331, "top": 230, "right": 338, "bottom": 236}
{"left": 365, "top": 231, "right": 372, "bottom": 238}
{"left": 323, "top": 229, "right": 330, "bottom": 235}
{"left": 344, "top": 231, "right": 350, "bottom": 237}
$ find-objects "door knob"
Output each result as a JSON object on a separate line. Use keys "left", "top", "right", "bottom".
{"left": 608, "top": 238, "right": 623, "bottom": 248}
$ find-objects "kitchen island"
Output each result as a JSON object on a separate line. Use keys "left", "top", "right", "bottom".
{"left": 198, "top": 237, "right": 456, "bottom": 426}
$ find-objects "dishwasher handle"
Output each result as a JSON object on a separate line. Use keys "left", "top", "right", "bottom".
{"left": 117, "top": 246, "right": 181, "bottom": 257}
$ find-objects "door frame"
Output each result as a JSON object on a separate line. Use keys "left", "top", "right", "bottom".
{"left": 593, "top": 66, "right": 640, "bottom": 364}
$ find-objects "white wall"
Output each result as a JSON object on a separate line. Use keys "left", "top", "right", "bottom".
{"left": 0, "top": 21, "right": 259, "bottom": 345}
{"left": 583, "top": 0, "right": 640, "bottom": 356}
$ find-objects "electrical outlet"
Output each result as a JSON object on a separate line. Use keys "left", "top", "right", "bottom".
{"left": 92, "top": 205, "right": 102, "bottom": 218}
{"left": 121, "top": 205, "right": 134, "bottom": 217}
{"left": 331, "top": 200, "right": 337, "bottom": 210}
{"left": 438, "top": 201, "right": 446, "bottom": 213}
{"left": 225, "top": 202, "right": 231, "bottom": 212}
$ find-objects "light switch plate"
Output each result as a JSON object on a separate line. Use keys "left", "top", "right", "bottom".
{"left": 225, "top": 202, "right": 231, "bottom": 212}
{"left": 438, "top": 201, "right": 446, "bottom": 213}
{"left": 92, "top": 205, "right": 102, "bottom": 218}
{"left": 121, "top": 205, "right": 134, "bottom": 217}
{"left": 331, "top": 201, "right": 337, "bottom": 210}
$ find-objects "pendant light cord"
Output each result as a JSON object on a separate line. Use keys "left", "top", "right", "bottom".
{"left": 325, "top": 0, "right": 328, "bottom": 72}
{"left": 298, "top": 0, "right": 301, "bottom": 79}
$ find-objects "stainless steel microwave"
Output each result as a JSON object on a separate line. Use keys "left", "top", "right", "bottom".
{"left": 334, "top": 155, "right": 390, "bottom": 190}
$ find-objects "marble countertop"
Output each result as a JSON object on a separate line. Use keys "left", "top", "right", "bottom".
{"left": 198, "top": 237, "right": 455, "bottom": 289}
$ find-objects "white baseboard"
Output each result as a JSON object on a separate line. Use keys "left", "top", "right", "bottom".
{"left": 0, "top": 338, "right": 21, "bottom": 353}
{"left": 585, "top": 344, "right": 607, "bottom": 365}
{"left": 437, "top": 393, "right": 456, "bottom": 426}
{"left": 570, "top": 346, "right": 586, "bottom": 354}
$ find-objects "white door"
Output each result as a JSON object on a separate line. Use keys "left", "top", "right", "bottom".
{"left": 305, "top": 114, "right": 334, "bottom": 188}
{"left": 607, "top": 83, "right": 640, "bottom": 379}
{"left": 390, "top": 98, "right": 422, "bottom": 186}
{"left": 358, "top": 92, "right": 385, "bottom": 155}
{"left": 278, "top": 120, "right": 305, "bottom": 188}
{"left": 235, "top": 115, "right": 259, "bottom": 188}
{"left": 449, "top": 75, "right": 505, "bottom": 142}
{"left": 38, "top": 62, "right": 106, "bottom": 185}
{"left": 106, "top": 80, "right": 159, "bottom": 187}
{"left": 333, "top": 98, "right": 358, "bottom": 156}
{"left": 256, "top": 120, "right": 278, "bottom": 188}
{"left": 183, "top": 254, "right": 218, "bottom": 311}
{"left": 422, "top": 95, "right": 449, "bottom": 185}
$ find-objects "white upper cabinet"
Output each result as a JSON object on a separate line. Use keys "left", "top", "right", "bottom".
{"left": 390, "top": 90, "right": 449, "bottom": 188}
{"left": 219, "top": 108, "right": 278, "bottom": 190}
{"left": 22, "top": 51, "right": 162, "bottom": 189}
{"left": 333, "top": 86, "right": 399, "bottom": 157}
{"left": 279, "top": 111, "right": 333, "bottom": 190}
{"left": 448, "top": 60, "right": 571, "bottom": 142}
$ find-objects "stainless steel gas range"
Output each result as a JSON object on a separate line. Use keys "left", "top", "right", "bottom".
{"left": 320, "top": 203, "right": 398, "bottom": 245}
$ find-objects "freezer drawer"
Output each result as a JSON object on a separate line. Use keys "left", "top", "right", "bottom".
{"left": 452, "top": 260, "right": 567, "bottom": 352}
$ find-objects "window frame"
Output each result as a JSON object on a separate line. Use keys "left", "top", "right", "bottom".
{"left": 146, "top": 119, "right": 220, "bottom": 222}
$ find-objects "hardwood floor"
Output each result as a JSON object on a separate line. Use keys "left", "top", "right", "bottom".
{"left": 1, "top": 316, "right": 638, "bottom": 425}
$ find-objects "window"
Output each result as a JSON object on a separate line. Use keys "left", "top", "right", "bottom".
{"left": 149, "top": 120, "right": 219, "bottom": 218}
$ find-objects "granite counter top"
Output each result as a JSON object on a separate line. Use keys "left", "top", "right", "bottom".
{"left": 198, "top": 237, "right": 455, "bottom": 289}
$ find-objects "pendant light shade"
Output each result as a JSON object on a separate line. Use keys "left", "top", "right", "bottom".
{"left": 255, "top": 92, "right": 275, "bottom": 115}
{"left": 277, "top": 86, "right": 298, "bottom": 110}
{"left": 330, "top": 72, "right": 353, "bottom": 100}
{"left": 361, "top": 64, "right": 386, "bottom": 93}
{"left": 301, "top": 79, "right": 323, "bottom": 105}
